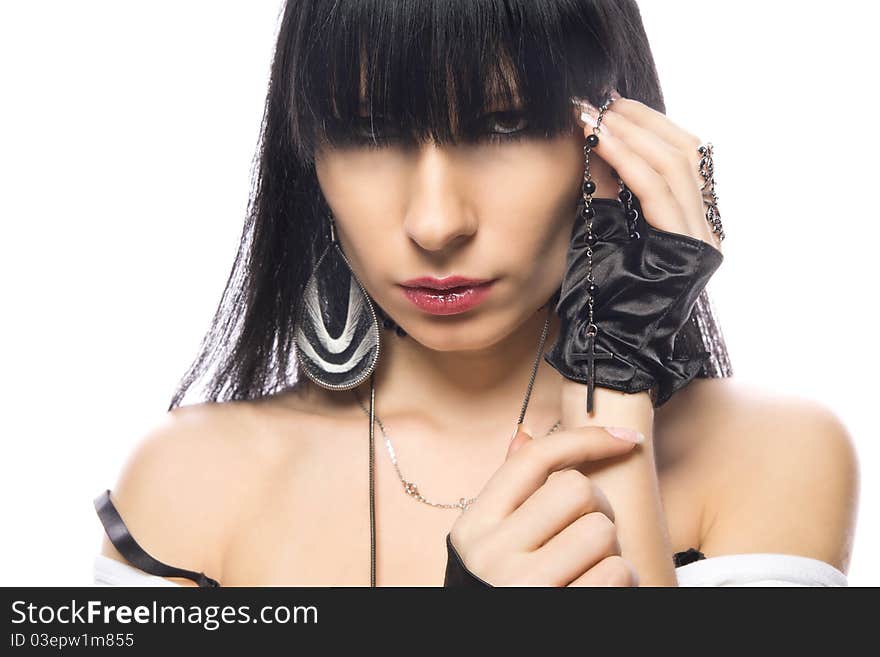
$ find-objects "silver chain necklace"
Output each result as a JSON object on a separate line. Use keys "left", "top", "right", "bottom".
{"left": 354, "top": 305, "right": 559, "bottom": 512}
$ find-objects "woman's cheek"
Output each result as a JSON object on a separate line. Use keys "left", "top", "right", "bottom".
{"left": 314, "top": 154, "right": 395, "bottom": 267}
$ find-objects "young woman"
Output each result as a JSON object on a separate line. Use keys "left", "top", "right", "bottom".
{"left": 93, "top": 0, "right": 858, "bottom": 587}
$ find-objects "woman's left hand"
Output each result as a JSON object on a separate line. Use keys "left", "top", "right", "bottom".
{"left": 576, "top": 93, "right": 723, "bottom": 254}
{"left": 543, "top": 91, "right": 725, "bottom": 410}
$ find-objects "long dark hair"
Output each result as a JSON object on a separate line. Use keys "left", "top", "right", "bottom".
{"left": 168, "top": 0, "right": 732, "bottom": 410}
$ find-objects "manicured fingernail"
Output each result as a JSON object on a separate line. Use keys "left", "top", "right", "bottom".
{"left": 580, "top": 110, "right": 599, "bottom": 129}
{"left": 609, "top": 89, "right": 622, "bottom": 101}
{"left": 583, "top": 114, "right": 612, "bottom": 138}
{"left": 580, "top": 101, "right": 600, "bottom": 119}
{"left": 603, "top": 426, "right": 644, "bottom": 444}
{"left": 572, "top": 100, "right": 597, "bottom": 123}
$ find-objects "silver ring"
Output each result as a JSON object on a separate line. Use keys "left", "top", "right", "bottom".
{"left": 697, "top": 142, "right": 725, "bottom": 242}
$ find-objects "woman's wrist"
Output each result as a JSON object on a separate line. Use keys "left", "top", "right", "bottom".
{"left": 559, "top": 380, "right": 678, "bottom": 586}
{"left": 560, "top": 379, "right": 653, "bottom": 437}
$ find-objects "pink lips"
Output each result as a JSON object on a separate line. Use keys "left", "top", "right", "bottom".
{"left": 399, "top": 276, "right": 496, "bottom": 315}
{"left": 400, "top": 275, "right": 492, "bottom": 290}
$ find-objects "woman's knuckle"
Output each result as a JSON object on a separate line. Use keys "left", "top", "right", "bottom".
{"left": 550, "top": 469, "right": 597, "bottom": 513}
{"left": 463, "top": 540, "right": 495, "bottom": 575}
{"left": 448, "top": 520, "right": 468, "bottom": 547}
{"left": 646, "top": 174, "right": 671, "bottom": 198}
{"left": 588, "top": 509, "right": 615, "bottom": 532}
{"left": 599, "top": 525, "right": 621, "bottom": 556}
{"left": 476, "top": 541, "right": 525, "bottom": 585}
{"left": 573, "top": 476, "right": 597, "bottom": 510}
{"left": 576, "top": 477, "right": 596, "bottom": 507}
{"left": 671, "top": 150, "right": 690, "bottom": 173}
{"left": 449, "top": 520, "right": 484, "bottom": 554}
{"left": 630, "top": 565, "right": 640, "bottom": 587}
{"left": 601, "top": 555, "right": 635, "bottom": 586}
{"left": 560, "top": 467, "right": 589, "bottom": 491}
{"left": 585, "top": 512, "right": 619, "bottom": 554}
{"left": 517, "top": 433, "right": 543, "bottom": 460}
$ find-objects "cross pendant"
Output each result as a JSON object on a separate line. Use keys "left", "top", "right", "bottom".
{"left": 571, "top": 332, "right": 613, "bottom": 414}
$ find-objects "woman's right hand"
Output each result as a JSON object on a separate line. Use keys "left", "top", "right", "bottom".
{"left": 446, "top": 426, "right": 642, "bottom": 586}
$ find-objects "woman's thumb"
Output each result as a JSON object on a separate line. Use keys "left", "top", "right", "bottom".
{"left": 505, "top": 426, "right": 533, "bottom": 460}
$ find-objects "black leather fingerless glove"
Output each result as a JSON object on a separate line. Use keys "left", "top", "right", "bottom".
{"left": 544, "top": 196, "right": 724, "bottom": 408}
{"left": 443, "top": 532, "right": 493, "bottom": 587}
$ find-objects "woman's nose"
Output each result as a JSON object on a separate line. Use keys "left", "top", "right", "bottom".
{"left": 403, "top": 143, "right": 477, "bottom": 253}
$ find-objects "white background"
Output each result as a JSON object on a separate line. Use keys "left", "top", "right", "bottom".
{"left": 1, "top": 1, "right": 877, "bottom": 585}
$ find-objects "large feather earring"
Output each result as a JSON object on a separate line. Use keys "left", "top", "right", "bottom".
{"left": 294, "top": 212, "right": 381, "bottom": 390}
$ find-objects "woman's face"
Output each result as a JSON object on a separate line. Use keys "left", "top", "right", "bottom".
{"left": 314, "top": 109, "right": 615, "bottom": 353}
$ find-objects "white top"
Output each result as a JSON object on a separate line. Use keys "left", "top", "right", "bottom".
{"left": 93, "top": 555, "right": 184, "bottom": 587}
{"left": 93, "top": 552, "right": 848, "bottom": 587}
{"left": 673, "top": 552, "right": 848, "bottom": 587}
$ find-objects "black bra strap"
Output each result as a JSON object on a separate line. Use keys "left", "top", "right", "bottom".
{"left": 673, "top": 547, "right": 706, "bottom": 567}
{"left": 94, "top": 489, "right": 220, "bottom": 587}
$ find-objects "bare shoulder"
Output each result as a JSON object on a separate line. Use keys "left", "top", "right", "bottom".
{"left": 98, "top": 396, "right": 303, "bottom": 585}
{"left": 675, "top": 377, "right": 860, "bottom": 573}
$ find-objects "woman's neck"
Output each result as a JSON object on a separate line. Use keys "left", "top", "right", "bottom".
{"left": 344, "top": 306, "right": 565, "bottom": 443}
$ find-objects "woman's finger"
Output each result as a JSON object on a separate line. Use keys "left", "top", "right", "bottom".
{"left": 602, "top": 98, "right": 722, "bottom": 250}
{"left": 567, "top": 554, "right": 640, "bottom": 587}
{"left": 583, "top": 121, "right": 685, "bottom": 236}
{"left": 597, "top": 108, "right": 706, "bottom": 240}
{"left": 608, "top": 97, "right": 704, "bottom": 171}
{"left": 517, "top": 512, "right": 621, "bottom": 586}
{"left": 493, "top": 467, "right": 616, "bottom": 552}
{"left": 467, "top": 425, "right": 639, "bottom": 526}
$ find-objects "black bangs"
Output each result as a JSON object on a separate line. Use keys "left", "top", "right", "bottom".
{"left": 285, "top": 0, "right": 618, "bottom": 163}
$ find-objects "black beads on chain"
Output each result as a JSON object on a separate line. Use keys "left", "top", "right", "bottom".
{"left": 618, "top": 182, "right": 640, "bottom": 240}
{"left": 579, "top": 112, "right": 601, "bottom": 345}
{"left": 578, "top": 122, "right": 607, "bottom": 416}
{"left": 574, "top": 94, "right": 625, "bottom": 414}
